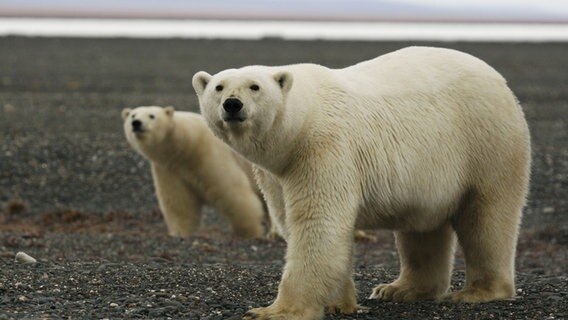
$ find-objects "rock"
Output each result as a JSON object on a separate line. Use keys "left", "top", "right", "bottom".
{"left": 546, "top": 295, "right": 563, "bottom": 302}
{"left": 15, "top": 252, "right": 37, "bottom": 264}
{"left": 543, "top": 207, "right": 555, "bottom": 214}
{"left": 3, "top": 104, "right": 15, "bottom": 113}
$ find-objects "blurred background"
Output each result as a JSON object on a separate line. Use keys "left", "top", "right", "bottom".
{"left": 1, "top": 0, "right": 568, "bottom": 41}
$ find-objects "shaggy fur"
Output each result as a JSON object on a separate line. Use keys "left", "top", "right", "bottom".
{"left": 193, "top": 46, "right": 531, "bottom": 319}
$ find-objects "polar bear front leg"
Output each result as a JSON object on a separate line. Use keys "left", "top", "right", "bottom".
{"left": 327, "top": 261, "right": 359, "bottom": 314}
{"left": 152, "top": 164, "right": 203, "bottom": 237}
{"left": 244, "top": 181, "right": 359, "bottom": 320}
{"left": 204, "top": 175, "right": 263, "bottom": 238}
{"left": 253, "top": 166, "right": 288, "bottom": 240}
{"left": 216, "top": 190, "right": 265, "bottom": 239}
{"left": 370, "top": 223, "right": 455, "bottom": 302}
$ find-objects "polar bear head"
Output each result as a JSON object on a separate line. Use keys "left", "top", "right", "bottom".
{"left": 121, "top": 106, "right": 175, "bottom": 155}
{"left": 192, "top": 67, "right": 293, "bottom": 142}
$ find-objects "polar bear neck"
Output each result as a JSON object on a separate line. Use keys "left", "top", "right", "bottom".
{"left": 235, "top": 89, "right": 312, "bottom": 175}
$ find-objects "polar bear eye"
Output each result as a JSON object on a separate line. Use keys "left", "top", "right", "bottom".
{"left": 149, "top": 114, "right": 155, "bottom": 119}
{"left": 250, "top": 84, "right": 260, "bottom": 91}
{"left": 215, "top": 85, "right": 224, "bottom": 92}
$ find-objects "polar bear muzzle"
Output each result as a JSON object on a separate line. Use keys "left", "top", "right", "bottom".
{"left": 131, "top": 119, "right": 143, "bottom": 132}
{"left": 222, "top": 98, "right": 246, "bottom": 122}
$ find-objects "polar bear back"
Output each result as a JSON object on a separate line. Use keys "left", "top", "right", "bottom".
{"left": 283, "top": 47, "right": 510, "bottom": 108}
{"left": 340, "top": 46, "right": 504, "bottom": 95}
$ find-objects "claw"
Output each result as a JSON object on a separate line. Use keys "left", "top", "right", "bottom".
{"left": 368, "top": 284, "right": 386, "bottom": 300}
{"left": 357, "top": 305, "right": 371, "bottom": 314}
{"left": 368, "top": 291, "right": 378, "bottom": 300}
{"left": 354, "top": 230, "right": 377, "bottom": 243}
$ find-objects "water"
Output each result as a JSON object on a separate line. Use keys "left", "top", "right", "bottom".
{"left": 0, "top": 18, "right": 567, "bottom": 42}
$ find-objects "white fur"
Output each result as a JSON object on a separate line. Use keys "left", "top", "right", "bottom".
{"left": 122, "top": 106, "right": 265, "bottom": 238}
{"left": 193, "top": 46, "right": 531, "bottom": 319}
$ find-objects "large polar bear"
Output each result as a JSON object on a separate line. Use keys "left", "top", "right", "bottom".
{"left": 192, "top": 47, "right": 531, "bottom": 319}
{"left": 122, "top": 106, "right": 265, "bottom": 239}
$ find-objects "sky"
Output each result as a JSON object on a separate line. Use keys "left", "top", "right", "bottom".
{"left": 400, "top": 0, "right": 566, "bottom": 11}
{"left": 0, "top": 0, "right": 567, "bottom": 23}
{"left": 398, "top": 0, "right": 568, "bottom": 17}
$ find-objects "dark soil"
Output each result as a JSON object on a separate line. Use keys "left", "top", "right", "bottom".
{"left": 0, "top": 37, "right": 567, "bottom": 319}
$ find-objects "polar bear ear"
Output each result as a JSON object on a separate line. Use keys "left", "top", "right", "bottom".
{"left": 273, "top": 71, "right": 293, "bottom": 94}
{"left": 192, "top": 71, "right": 212, "bottom": 96}
{"left": 164, "top": 106, "right": 175, "bottom": 117}
{"left": 121, "top": 108, "right": 132, "bottom": 120}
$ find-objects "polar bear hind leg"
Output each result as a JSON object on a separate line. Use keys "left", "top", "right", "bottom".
{"left": 212, "top": 188, "right": 265, "bottom": 239}
{"left": 370, "top": 224, "right": 456, "bottom": 302}
{"left": 446, "top": 192, "right": 522, "bottom": 302}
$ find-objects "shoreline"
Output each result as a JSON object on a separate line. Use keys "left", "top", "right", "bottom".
{"left": 1, "top": 18, "right": 568, "bottom": 42}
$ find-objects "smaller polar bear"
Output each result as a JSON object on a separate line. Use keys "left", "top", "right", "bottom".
{"left": 193, "top": 47, "right": 531, "bottom": 319}
{"left": 122, "top": 106, "right": 264, "bottom": 238}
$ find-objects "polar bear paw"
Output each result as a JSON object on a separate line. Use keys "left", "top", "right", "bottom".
{"left": 243, "top": 305, "right": 323, "bottom": 320}
{"left": 442, "top": 287, "right": 515, "bottom": 303}
{"left": 243, "top": 307, "right": 288, "bottom": 320}
{"left": 369, "top": 283, "right": 440, "bottom": 302}
{"left": 326, "top": 301, "right": 357, "bottom": 315}
{"left": 326, "top": 303, "right": 368, "bottom": 315}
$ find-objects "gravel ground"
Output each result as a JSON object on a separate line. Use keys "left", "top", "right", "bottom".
{"left": 0, "top": 37, "right": 567, "bottom": 319}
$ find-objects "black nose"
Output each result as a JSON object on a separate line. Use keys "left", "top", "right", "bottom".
{"left": 132, "top": 120, "right": 142, "bottom": 130}
{"left": 223, "top": 98, "right": 243, "bottom": 113}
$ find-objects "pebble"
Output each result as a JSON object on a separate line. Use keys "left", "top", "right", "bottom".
{"left": 543, "top": 207, "right": 555, "bottom": 214}
{"left": 109, "top": 302, "right": 118, "bottom": 308}
{"left": 163, "top": 300, "right": 183, "bottom": 308}
{"left": 15, "top": 252, "right": 37, "bottom": 264}
{"left": 3, "top": 104, "right": 15, "bottom": 113}
{"left": 546, "top": 295, "right": 563, "bottom": 302}
{"left": 0, "top": 39, "right": 566, "bottom": 320}
{"left": 148, "top": 307, "right": 176, "bottom": 317}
